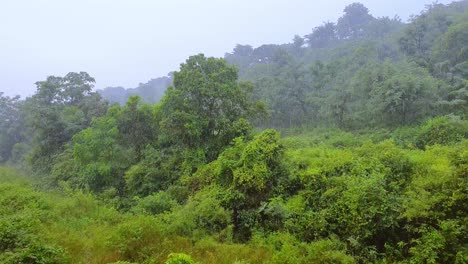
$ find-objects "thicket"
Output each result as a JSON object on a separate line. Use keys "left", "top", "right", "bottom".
{"left": 1, "top": 119, "right": 467, "bottom": 263}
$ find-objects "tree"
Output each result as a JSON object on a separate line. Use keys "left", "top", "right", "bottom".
{"left": 369, "top": 62, "right": 437, "bottom": 125}
{"left": 189, "top": 129, "right": 287, "bottom": 241}
{"left": 306, "top": 22, "right": 337, "bottom": 48}
{"left": 291, "top": 35, "right": 305, "bottom": 55}
{"left": 26, "top": 72, "right": 108, "bottom": 175}
{"left": 365, "top": 16, "right": 403, "bottom": 39}
{"left": 232, "top": 44, "right": 253, "bottom": 57}
{"left": 433, "top": 22, "right": 468, "bottom": 67}
{"left": 159, "top": 54, "right": 263, "bottom": 161}
{"left": 398, "top": 15, "right": 429, "bottom": 61}
{"left": 337, "top": 3, "right": 374, "bottom": 40}
{"left": 275, "top": 62, "right": 311, "bottom": 127}
{"left": 55, "top": 113, "right": 133, "bottom": 192}
{"left": 52, "top": 96, "right": 160, "bottom": 193}
{"left": 251, "top": 45, "right": 281, "bottom": 64}
{"left": 399, "top": 2, "right": 462, "bottom": 66}
{"left": 432, "top": 22, "right": 468, "bottom": 113}
{"left": 117, "top": 96, "right": 157, "bottom": 158}
{"left": 310, "top": 60, "right": 352, "bottom": 127}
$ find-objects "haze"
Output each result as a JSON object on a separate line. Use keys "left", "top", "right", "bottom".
{"left": 0, "top": 0, "right": 453, "bottom": 97}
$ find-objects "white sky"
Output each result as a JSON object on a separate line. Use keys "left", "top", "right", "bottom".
{"left": 0, "top": 0, "right": 455, "bottom": 97}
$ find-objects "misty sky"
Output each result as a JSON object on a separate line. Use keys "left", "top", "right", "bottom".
{"left": 0, "top": 0, "right": 455, "bottom": 97}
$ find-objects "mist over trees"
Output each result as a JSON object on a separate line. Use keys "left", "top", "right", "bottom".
{"left": 98, "top": 75, "right": 173, "bottom": 105}
{"left": 0, "top": 1, "right": 467, "bottom": 263}
{"left": 225, "top": 1, "right": 467, "bottom": 129}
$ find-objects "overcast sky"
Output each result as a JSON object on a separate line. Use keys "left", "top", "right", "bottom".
{"left": 0, "top": 0, "right": 455, "bottom": 97}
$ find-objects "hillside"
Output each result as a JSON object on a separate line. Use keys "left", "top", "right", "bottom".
{"left": 0, "top": 1, "right": 467, "bottom": 263}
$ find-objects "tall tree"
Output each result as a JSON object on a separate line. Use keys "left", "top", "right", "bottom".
{"left": 26, "top": 72, "right": 108, "bottom": 175}
{"left": 159, "top": 54, "right": 263, "bottom": 161}
{"left": 306, "top": 22, "right": 337, "bottom": 48}
{"left": 336, "top": 3, "right": 374, "bottom": 40}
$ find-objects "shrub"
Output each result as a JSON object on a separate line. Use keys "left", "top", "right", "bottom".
{"left": 414, "top": 116, "right": 468, "bottom": 149}
{"left": 165, "top": 253, "right": 198, "bottom": 264}
{"left": 132, "top": 191, "right": 178, "bottom": 215}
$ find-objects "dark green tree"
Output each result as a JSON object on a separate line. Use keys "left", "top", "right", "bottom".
{"left": 159, "top": 54, "right": 264, "bottom": 161}
{"left": 26, "top": 72, "right": 108, "bottom": 175}
{"left": 337, "top": 3, "right": 374, "bottom": 40}
{"left": 306, "top": 22, "right": 337, "bottom": 48}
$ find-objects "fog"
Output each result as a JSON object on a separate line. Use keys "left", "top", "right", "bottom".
{"left": 0, "top": 0, "right": 453, "bottom": 97}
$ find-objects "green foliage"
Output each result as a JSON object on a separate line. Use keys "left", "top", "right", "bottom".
{"left": 51, "top": 97, "right": 160, "bottom": 194}
{"left": 132, "top": 191, "right": 178, "bottom": 215}
{"left": 23, "top": 72, "right": 108, "bottom": 175}
{"left": 392, "top": 116, "right": 468, "bottom": 148}
{"left": 125, "top": 147, "right": 181, "bottom": 197}
{"left": 336, "top": 2, "right": 374, "bottom": 40}
{"left": 225, "top": 1, "right": 468, "bottom": 129}
{"left": 252, "top": 233, "right": 354, "bottom": 264}
{"left": 117, "top": 96, "right": 157, "bottom": 157}
{"left": 51, "top": 114, "right": 134, "bottom": 192}
{"left": 0, "top": 168, "right": 70, "bottom": 263}
{"left": 162, "top": 185, "right": 231, "bottom": 239}
{"left": 231, "top": 129, "right": 283, "bottom": 192}
{"left": 414, "top": 116, "right": 468, "bottom": 149}
{"left": 159, "top": 54, "right": 263, "bottom": 161}
{"left": 0, "top": 169, "right": 270, "bottom": 263}
{"left": 187, "top": 129, "right": 287, "bottom": 241}
{"left": 366, "top": 61, "right": 437, "bottom": 125}
{"left": 432, "top": 22, "right": 468, "bottom": 66}
{"left": 165, "top": 253, "right": 197, "bottom": 264}
{"left": 305, "top": 22, "right": 337, "bottom": 49}
{"left": 49, "top": 55, "right": 265, "bottom": 200}
{"left": 0, "top": 2, "right": 467, "bottom": 263}
{"left": 1, "top": 113, "right": 467, "bottom": 263}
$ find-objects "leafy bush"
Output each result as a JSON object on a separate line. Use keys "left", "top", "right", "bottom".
{"left": 414, "top": 116, "right": 468, "bottom": 149}
{"left": 165, "top": 253, "right": 198, "bottom": 264}
{"left": 163, "top": 186, "right": 231, "bottom": 238}
{"left": 132, "top": 191, "right": 179, "bottom": 215}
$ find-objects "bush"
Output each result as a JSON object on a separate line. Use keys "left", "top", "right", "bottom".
{"left": 1, "top": 243, "right": 69, "bottom": 264}
{"left": 165, "top": 253, "right": 198, "bottom": 264}
{"left": 132, "top": 191, "right": 179, "bottom": 215}
{"left": 163, "top": 186, "right": 231, "bottom": 238}
{"left": 107, "top": 215, "right": 164, "bottom": 261}
{"left": 414, "top": 116, "right": 468, "bottom": 149}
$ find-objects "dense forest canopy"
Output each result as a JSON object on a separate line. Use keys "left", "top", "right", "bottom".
{"left": 0, "top": 1, "right": 467, "bottom": 263}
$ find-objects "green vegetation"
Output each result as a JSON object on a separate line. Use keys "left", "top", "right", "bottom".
{"left": 225, "top": 1, "right": 467, "bottom": 129}
{"left": 0, "top": 1, "right": 467, "bottom": 263}
{"left": 1, "top": 121, "right": 466, "bottom": 263}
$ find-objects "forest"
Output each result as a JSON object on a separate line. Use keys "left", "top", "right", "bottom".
{"left": 0, "top": 1, "right": 467, "bottom": 263}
